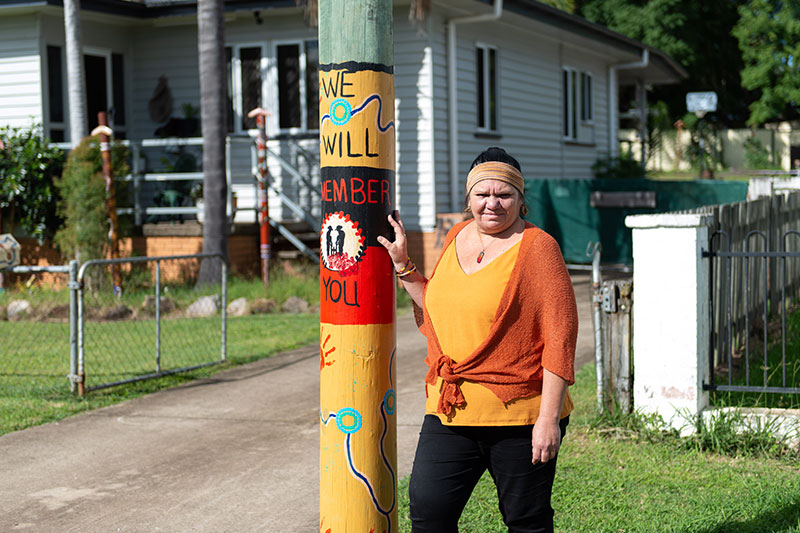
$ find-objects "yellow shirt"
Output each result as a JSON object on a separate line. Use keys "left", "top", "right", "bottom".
{"left": 424, "top": 240, "right": 573, "bottom": 425}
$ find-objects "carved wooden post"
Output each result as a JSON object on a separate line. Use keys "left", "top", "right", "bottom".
{"left": 318, "top": 1, "right": 397, "bottom": 531}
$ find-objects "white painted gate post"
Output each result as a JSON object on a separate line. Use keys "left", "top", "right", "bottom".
{"left": 625, "top": 213, "right": 711, "bottom": 434}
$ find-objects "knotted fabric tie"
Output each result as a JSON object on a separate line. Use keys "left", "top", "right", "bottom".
{"left": 425, "top": 354, "right": 466, "bottom": 416}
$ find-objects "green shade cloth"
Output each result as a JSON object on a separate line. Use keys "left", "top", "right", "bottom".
{"left": 524, "top": 179, "right": 748, "bottom": 264}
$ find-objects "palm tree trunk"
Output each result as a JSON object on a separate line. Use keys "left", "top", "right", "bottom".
{"left": 197, "top": 0, "right": 227, "bottom": 284}
{"left": 63, "top": 0, "right": 87, "bottom": 146}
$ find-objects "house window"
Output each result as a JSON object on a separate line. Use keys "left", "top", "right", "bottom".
{"left": 111, "top": 53, "right": 126, "bottom": 137}
{"left": 476, "top": 44, "right": 497, "bottom": 131}
{"left": 581, "top": 72, "right": 593, "bottom": 122}
{"left": 240, "top": 47, "right": 263, "bottom": 131}
{"left": 563, "top": 67, "right": 592, "bottom": 141}
{"left": 276, "top": 40, "right": 319, "bottom": 131}
{"left": 46, "top": 45, "right": 65, "bottom": 142}
{"left": 226, "top": 41, "right": 319, "bottom": 134}
{"left": 226, "top": 44, "right": 265, "bottom": 133}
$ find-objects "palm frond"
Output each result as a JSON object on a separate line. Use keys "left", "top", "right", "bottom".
{"left": 408, "top": 0, "right": 431, "bottom": 23}
{"left": 296, "top": 0, "right": 318, "bottom": 27}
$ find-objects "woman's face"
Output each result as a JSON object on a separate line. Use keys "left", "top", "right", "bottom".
{"left": 468, "top": 179, "right": 523, "bottom": 234}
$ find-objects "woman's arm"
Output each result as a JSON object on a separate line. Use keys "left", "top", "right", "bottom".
{"left": 530, "top": 369, "right": 568, "bottom": 464}
{"left": 376, "top": 212, "right": 426, "bottom": 308}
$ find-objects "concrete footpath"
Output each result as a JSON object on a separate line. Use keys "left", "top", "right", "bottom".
{"left": 0, "top": 274, "right": 594, "bottom": 532}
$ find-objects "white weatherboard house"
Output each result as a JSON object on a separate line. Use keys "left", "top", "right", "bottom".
{"left": 0, "top": 0, "right": 684, "bottom": 269}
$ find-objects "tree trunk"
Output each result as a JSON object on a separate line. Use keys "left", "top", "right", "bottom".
{"left": 63, "top": 0, "right": 88, "bottom": 146}
{"left": 197, "top": 0, "right": 227, "bottom": 284}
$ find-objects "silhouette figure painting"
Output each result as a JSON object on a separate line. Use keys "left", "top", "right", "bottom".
{"left": 335, "top": 225, "right": 345, "bottom": 255}
{"left": 320, "top": 212, "right": 365, "bottom": 276}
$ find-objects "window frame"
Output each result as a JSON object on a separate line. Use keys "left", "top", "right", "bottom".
{"left": 475, "top": 42, "right": 498, "bottom": 133}
{"left": 272, "top": 38, "right": 319, "bottom": 135}
{"left": 83, "top": 46, "right": 126, "bottom": 138}
{"left": 227, "top": 42, "right": 267, "bottom": 135}
{"left": 562, "top": 66, "right": 578, "bottom": 141}
{"left": 580, "top": 71, "right": 593, "bottom": 124}
{"left": 45, "top": 44, "right": 66, "bottom": 142}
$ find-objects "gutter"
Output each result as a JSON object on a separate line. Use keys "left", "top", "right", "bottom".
{"left": 608, "top": 49, "right": 648, "bottom": 159}
{"left": 447, "top": 0, "right": 503, "bottom": 212}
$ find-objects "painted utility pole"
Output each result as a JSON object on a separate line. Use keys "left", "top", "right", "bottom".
{"left": 318, "top": 1, "right": 397, "bottom": 531}
{"left": 92, "top": 112, "right": 121, "bottom": 294}
{"left": 248, "top": 108, "right": 271, "bottom": 286}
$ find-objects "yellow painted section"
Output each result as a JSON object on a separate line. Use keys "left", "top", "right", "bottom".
{"left": 320, "top": 322, "right": 397, "bottom": 533}
{"left": 319, "top": 69, "right": 396, "bottom": 170}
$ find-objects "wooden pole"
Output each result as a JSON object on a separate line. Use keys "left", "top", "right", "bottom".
{"left": 92, "top": 112, "right": 121, "bottom": 294}
{"left": 247, "top": 108, "right": 271, "bottom": 286}
{"left": 318, "top": 1, "right": 397, "bottom": 531}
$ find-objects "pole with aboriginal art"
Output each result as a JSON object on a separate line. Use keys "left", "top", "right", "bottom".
{"left": 318, "top": 1, "right": 397, "bottom": 531}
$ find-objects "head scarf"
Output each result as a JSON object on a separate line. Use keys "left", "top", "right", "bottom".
{"left": 466, "top": 161, "right": 524, "bottom": 195}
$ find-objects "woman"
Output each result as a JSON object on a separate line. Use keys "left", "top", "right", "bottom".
{"left": 377, "top": 147, "right": 577, "bottom": 533}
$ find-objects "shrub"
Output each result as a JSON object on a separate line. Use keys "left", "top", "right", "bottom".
{"left": 54, "top": 136, "right": 129, "bottom": 261}
{"left": 744, "top": 136, "right": 778, "bottom": 170}
{"left": 0, "top": 124, "right": 65, "bottom": 242}
{"left": 591, "top": 153, "right": 646, "bottom": 179}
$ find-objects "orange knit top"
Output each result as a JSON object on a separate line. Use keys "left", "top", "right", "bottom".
{"left": 415, "top": 220, "right": 578, "bottom": 419}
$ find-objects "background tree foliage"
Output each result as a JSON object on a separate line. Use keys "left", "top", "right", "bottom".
{"left": 578, "top": 0, "right": 753, "bottom": 126}
{"left": 0, "top": 125, "right": 65, "bottom": 242}
{"left": 732, "top": 0, "right": 800, "bottom": 125}
{"left": 54, "top": 136, "right": 129, "bottom": 261}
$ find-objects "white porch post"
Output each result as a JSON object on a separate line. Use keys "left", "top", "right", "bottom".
{"left": 626, "top": 213, "right": 711, "bottom": 434}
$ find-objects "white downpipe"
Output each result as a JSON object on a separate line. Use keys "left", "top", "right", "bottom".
{"left": 607, "top": 49, "right": 648, "bottom": 158}
{"left": 448, "top": 0, "right": 503, "bottom": 212}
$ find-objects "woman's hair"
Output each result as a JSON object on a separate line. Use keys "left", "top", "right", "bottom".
{"left": 466, "top": 147, "right": 528, "bottom": 218}
{"left": 469, "top": 146, "right": 521, "bottom": 171}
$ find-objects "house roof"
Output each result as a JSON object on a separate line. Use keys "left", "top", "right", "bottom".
{"left": 496, "top": 0, "right": 687, "bottom": 84}
{"left": 0, "top": 0, "right": 685, "bottom": 83}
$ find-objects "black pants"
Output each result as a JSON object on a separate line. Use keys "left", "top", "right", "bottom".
{"left": 409, "top": 415, "right": 569, "bottom": 533}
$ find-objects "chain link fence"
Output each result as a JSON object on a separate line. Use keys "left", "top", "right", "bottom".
{"left": 0, "top": 263, "right": 78, "bottom": 398}
{"left": 2, "top": 254, "right": 226, "bottom": 397}
{"left": 77, "top": 254, "right": 226, "bottom": 393}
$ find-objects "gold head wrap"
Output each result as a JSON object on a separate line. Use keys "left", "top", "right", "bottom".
{"left": 466, "top": 161, "right": 524, "bottom": 195}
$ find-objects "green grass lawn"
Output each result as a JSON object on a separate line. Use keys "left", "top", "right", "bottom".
{"left": 0, "top": 313, "right": 319, "bottom": 435}
{"left": 396, "top": 364, "right": 800, "bottom": 532}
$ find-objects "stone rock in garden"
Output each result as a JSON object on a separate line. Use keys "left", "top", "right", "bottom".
{"left": 309, "top": 303, "right": 321, "bottom": 315}
{"left": 185, "top": 295, "right": 220, "bottom": 317}
{"left": 99, "top": 305, "right": 133, "bottom": 321}
{"left": 141, "top": 296, "right": 177, "bottom": 315}
{"left": 281, "top": 296, "right": 309, "bottom": 314}
{"left": 226, "top": 297, "right": 250, "bottom": 317}
{"left": 250, "top": 298, "right": 277, "bottom": 314}
{"left": 7, "top": 299, "right": 32, "bottom": 321}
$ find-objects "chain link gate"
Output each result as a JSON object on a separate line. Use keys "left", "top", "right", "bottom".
{"left": 76, "top": 253, "right": 227, "bottom": 394}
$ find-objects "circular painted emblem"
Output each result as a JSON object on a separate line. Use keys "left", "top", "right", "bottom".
{"left": 321, "top": 211, "right": 366, "bottom": 275}
{"left": 329, "top": 98, "right": 352, "bottom": 126}
{"left": 335, "top": 407, "right": 362, "bottom": 434}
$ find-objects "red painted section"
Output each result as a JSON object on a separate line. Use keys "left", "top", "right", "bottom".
{"left": 320, "top": 246, "right": 395, "bottom": 325}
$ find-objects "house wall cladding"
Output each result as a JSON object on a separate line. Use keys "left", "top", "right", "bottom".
{"left": 0, "top": 15, "right": 43, "bottom": 128}
{"left": 122, "top": 8, "right": 437, "bottom": 232}
{"left": 39, "top": 14, "right": 135, "bottom": 133}
{"left": 429, "top": 4, "right": 612, "bottom": 216}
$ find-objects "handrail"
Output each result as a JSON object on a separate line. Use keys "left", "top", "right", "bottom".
{"left": 265, "top": 146, "right": 321, "bottom": 198}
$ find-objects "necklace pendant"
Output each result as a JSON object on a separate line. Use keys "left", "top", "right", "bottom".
{"left": 476, "top": 250, "right": 484, "bottom": 263}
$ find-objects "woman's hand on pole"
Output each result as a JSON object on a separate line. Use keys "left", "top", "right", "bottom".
{"left": 377, "top": 212, "right": 409, "bottom": 269}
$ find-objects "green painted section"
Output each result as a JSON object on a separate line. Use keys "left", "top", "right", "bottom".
{"left": 318, "top": 0, "right": 394, "bottom": 66}
{"left": 524, "top": 179, "right": 749, "bottom": 264}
